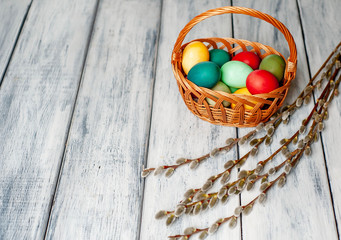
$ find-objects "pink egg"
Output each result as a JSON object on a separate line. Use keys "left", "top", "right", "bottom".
{"left": 246, "top": 70, "right": 279, "bottom": 94}
{"left": 232, "top": 51, "right": 261, "bottom": 70}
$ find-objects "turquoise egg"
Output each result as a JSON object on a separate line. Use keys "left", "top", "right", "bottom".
{"left": 187, "top": 61, "right": 221, "bottom": 88}
{"left": 221, "top": 61, "right": 253, "bottom": 88}
{"left": 209, "top": 49, "right": 230, "bottom": 67}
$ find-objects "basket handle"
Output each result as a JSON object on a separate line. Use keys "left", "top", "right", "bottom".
{"left": 172, "top": 6, "right": 297, "bottom": 79}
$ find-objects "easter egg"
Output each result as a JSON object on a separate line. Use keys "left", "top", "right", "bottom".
{"left": 221, "top": 61, "right": 253, "bottom": 88}
{"left": 187, "top": 61, "right": 220, "bottom": 88}
{"left": 259, "top": 54, "right": 286, "bottom": 82}
{"left": 206, "top": 81, "right": 231, "bottom": 107}
{"left": 246, "top": 70, "right": 279, "bottom": 94}
{"left": 231, "top": 88, "right": 256, "bottom": 110}
{"left": 209, "top": 49, "right": 230, "bottom": 67}
{"left": 229, "top": 86, "right": 239, "bottom": 93}
{"left": 182, "top": 41, "right": 209, "bottom": 75}
{"left": 232, "top": 51, "right": 261, "bottom": 70}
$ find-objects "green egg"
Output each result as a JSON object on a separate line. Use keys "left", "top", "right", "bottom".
{"left": 259, "top": 54, "right": 286, "bottom": 82}
{"left": 187, "top": 61, "right": 221, "bottom": 88}
{"left": 221, "top": 61, "right": 253, "bottom": 88}
{"left": 209, "top": 49, "right": 231, "bottom": 67}
{"left": 229, "top": 86, "right": 239, "bottom": 93}
{"left": 206, "top": 81, "right": 231, "bottom": 107}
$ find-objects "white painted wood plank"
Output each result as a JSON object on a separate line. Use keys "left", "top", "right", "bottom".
{"left": 0, "top": 0, "right": 31, "bottom": 83}
{"left": 0, "top": 0, "right": 98, "bottom": 239}
{"left": 140, "top": 1, "right": 241, "bottom": 239}
{"left": 44, "top": 1, "right": 161, "bottom": 239}
{"left": 233, "top": 0, "right": 338, "bottom": 239}
{"left": 298, "top": 0, "right": 341, "bottom": 234}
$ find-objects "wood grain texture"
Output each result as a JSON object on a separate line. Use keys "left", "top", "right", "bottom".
{"left": 44, "top": 0, "right": 162, "bottom": 239}
{"left": 0, "top": 0, "right": 98, "bottom": 238}
{"left": 298, "top": 0, "right": 341, "bottom": 235}
{"left": 233, "top": 0, "right": 338, "bottom": 239}
{"left": 139, "top": 1, "right": 241, "bottom": 239}
{"left": 0, "top": 0, "right": 31, "bottom": 83}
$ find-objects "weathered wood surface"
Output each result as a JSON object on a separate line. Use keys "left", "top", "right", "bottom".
{"left": 0, "top": 0, "right": 340, "bottom": 239}
{"left": 234, "top": 0, "right": 339, "bottom": 239}
{"left": 0, "top": 0, "right": 98, "bottom": 238}
{"left": 0, "top": 0, "right": 31, "bottom": 83}
{"left": 298, "top": 0, "right": 341, "bottom": 235}
{"left": 140, "top": 1, "right": 240, "bottom": 239}
{"left": 44, "top": 0, "right": 162, "bottom": 239}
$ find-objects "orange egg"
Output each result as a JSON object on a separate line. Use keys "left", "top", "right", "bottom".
{"left": 231, "top": 88, "right": 256, "bottom": 110}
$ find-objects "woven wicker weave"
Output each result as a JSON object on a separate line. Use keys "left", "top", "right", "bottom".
{"left": 171, "top": 6, "right": 297, "bottom": 127}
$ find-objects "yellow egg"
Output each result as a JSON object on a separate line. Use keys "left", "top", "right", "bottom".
{"left": 182, "top": 41, "right": 209, "bottom": 75}
{"left": 231, "top": 88, "right": 256, "bottom": 110}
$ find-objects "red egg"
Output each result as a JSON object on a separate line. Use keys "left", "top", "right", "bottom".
{"left": 232, "top": 51, "right": 261, "bottom": 70}
{"left": 246, "top": 70, "right": 279, "bottom": 94}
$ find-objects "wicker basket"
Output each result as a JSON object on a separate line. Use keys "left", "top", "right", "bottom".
{"left": 171, "top": 6, "right": 297, "bottom": 127}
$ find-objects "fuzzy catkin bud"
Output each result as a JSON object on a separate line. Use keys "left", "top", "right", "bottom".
{"left": 239, "top": 136, "right": 248, "bottom": 145}
{"left": 250, "top": 147, "right": 258, "bottom": 156}
{"left": 225, "top": 138, "right": 235, "bottom": 145}
{"left": 243, "top": 204, "right": 253, "bottom": 215}
{"left": 224, "top": 160, "right": 234, "bottom": 169}
{"left": 304, "top": 85, "right": 313, "bottom": 95}
{"left": 260, "top": 182, "right": 271, "bottom": 191}
{"left": 255, "top": 163, "right": 263, "bottom": 174}
{"left": 184, "top": 189, "right": 195, "bottom": 198}
{"left": 280, "top": 138, "right": 287, "bottom": 145}
{"left": 208, "top": 223, "right": 219, "bottom": 234}
{"left": 296, "top": 97, "right": 303, "bottom": 107}
{"left": 268, "top": 167, "right": 276, "bottom": 175}
{"left": 176, "top": 157, "right": 186, "bottom": 164}
{"left": 218, "top": 187, "right": 228, "bottom": 199}
{"left": 237, "top": 179, "right": 246, "bottom": 191}
{"left": 155, "top": 210, "right": 167, "bottom": 219}
{"left": 165, "top": 168, "right": 175, "bottom": 177}
{"left": 154, "top": 166, "right": 165, "bottom": 176}
{"left": 166, "top": 214, "right": 176, "bottom": 226}
{"left": 184, "top": 227, "right": 196, "bottom": 235}
{"left": 256, "top": 122, "right": 265, "bottom": 132}
{"left": 267, "top": 126, "right": 275, "bottom": 136}
{"left": 180, "top": 236, "right": 188, "bottom": 240}
{"left": 193, "top": 203, "right": 202, "bottom": 215}
{"left": 298, "top": 139, "right": 304, "bottom": 149}
{"left": 202, "top": 200, "right": 209, "bottom": 211}
{"left": 174, "top": 205, "right": 186, "bottom": 217}
{"left": 229, "top": 216, "right": 238, "bottom": 229}
{"left": 189, "top": 160, "right": 199, "bottom": 169}
{"left": 247, "top": 174, "right": 257, "bottom": 182}
{"left": 265, "top": 136, "right": 272, "bottom": 145}
{"left": 234, "top": 206, "right": 243, "bottom": 216}
{"left": 293, "top": 136, "right": 298, "bottom": 145}
{"left": 305, "top": 146, "right": 312, "bottom": 156}
{"left": 221, "top": 171, "right": 230, "bottom": 184}
{"left": 318, "top": 122, "right": 324, "bottom": 132}
{"left": 141, "top": 169, "right": 152, "bottom": 177}
{"left": 282, "top": 110, "right": 290, "bottom": 120}
{"left": 221, "top": 194, "right": 229, "bottom": 205}
{"left": 246, "top": 182, "right": 254, "bottom": 191}
{"left": 202, "top": 180, "right": 213, "bottom": 192}
{"left": 250, "top": 138, "right": 259, "bottom": 146}
{"left": 238, "top": 170, "right": 249, "bottom": 179}
{"left": 209, "top": 195, "right": 218, "bottom": 208}
{"left": 258, "top": 193, "right": 267, "bottom": 204}
{"left": 299, "top": 125, "right": 306, "bottom": 134}
{"left": 210, "top": 148, "right": 219, "bottom": 157}
{"left": 284, "top": 162, "right": 292, "bottom": 174}
{"left": 278, "top": 175, "right": 287, "bottom": 188}
{"left": 199, "top": 231, "right": 208, "bottom": 239}
{"left": 304, "top": 95, "right": 311, "bottom": 105}
{"left": 228, "top": 186, "right": 237, "bottom": 195}
{"left": 236, "top": 157, "right": 247, "bottom": 168}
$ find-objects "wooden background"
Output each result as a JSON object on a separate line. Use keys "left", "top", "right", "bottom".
{"left": 0, "top": 0, "right": 340, "bottom": 239}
